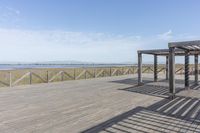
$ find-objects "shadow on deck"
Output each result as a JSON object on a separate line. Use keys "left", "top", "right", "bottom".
{"left": 110, "top": 78, "right": 199, "bottom": 98}
{"left": 110, "top": 77, "right": 196, "bottom": 86}
{"left": 82, "top": 96, "right": 200, "bottom": 133}
{"left": 81, "top": 78, "right": 200, "bottom": 132}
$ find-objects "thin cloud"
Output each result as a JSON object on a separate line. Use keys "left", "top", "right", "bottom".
{"left": 0, "top": 28, "right": 141, "bottom": 63}
{"left": 157, "top": 30, "right": 173, "bottom": 40}
{"left": 0, "top": 28, "right": 199, "bottom": 63}
{"left": 6, "top": 6, "right": 20, "bottom": 15}
{"left": 0, "top": 6, "right": 21, "bottom": 27}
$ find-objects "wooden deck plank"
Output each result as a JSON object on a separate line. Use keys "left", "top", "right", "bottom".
{"left": 0, "top": 74, "right": 200, "bottom": 132}
{"left": 0, "top": 75, "right": 162, "bottom": 133}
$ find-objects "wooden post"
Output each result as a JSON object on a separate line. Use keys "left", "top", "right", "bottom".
{"left": 154, "top": 55, "right": 158, "bottom": 82}
{"left": 46, "top": 71, "right": 49, "bottom": 83}
{"left": 61, "top": 71, "right": 64, "bottom": 81}
{"left": 74, "top": 68, "right": 76, "bottom": 80}
{"left": 110, "top": 67, "right": 112, "bottom": 76}
{"left": 185, "top": 51, "right": 190, "bottom": 89}
{"left": 138, "top": 52, "right": 142, "bottom": 85}
{"left": 169, "top": 47, "right": 175, "bottom": 99}
{"left": 9, "top": 72, "right": 12, "bottom": 87}
{"left": 166, "top": 56, "right": 169, "bottom": 80}
{"left": 93, "top": 68, "right": 96, "bottom": 78}
{"left": 84, "top": 70, "right": 87, "bottom": 79}
{"left": 195, "top": 54, "right": 198, "bottom": 85}
{"left": 30, "top": 72, "right": 32, "bottom": 84}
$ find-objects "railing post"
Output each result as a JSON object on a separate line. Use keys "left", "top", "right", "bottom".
{"left": 46, "top": 71, "right": 49, "bottom": 83}
{"left": 9, "top": 72, "right": 12, "bottom": 87}
{"left": 148, "top": 66, "right": 150, "bottom": 73}
{"left": 84, "top": 70, "right": 87, "bottom": 79}
{"left": 30, "top": 72, "right": 32, "bottom": 84}
{"left": 94, "top": 68, "right": 96, "bottom": 78}
{"left": 110, "top": 67, "right": 112, "bottom": 76}
{"left": 61, "top": 71, "right": 64, "bottom": 81}
{"left": 128, "top": 68, "right": 130, "bottom": 74}
{"left": 74, "top": 68, "right": 76, "bottom": 80}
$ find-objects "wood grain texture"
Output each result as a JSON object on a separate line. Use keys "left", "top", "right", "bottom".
{"left": 0, "top": 74, "right": 199, "bottom": 133}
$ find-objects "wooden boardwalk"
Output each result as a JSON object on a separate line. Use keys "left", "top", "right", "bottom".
{"left": 0, "top": 74, "right": 200, "bottom": 133}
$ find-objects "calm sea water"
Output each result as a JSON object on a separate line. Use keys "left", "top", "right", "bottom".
{"left": 0, "top": 64, "right": 134, "bottom": 70}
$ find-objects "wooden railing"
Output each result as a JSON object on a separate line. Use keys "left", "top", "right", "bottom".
{"left": 0, "top": 66, "right": 135, "bottom": 87}
{"left": 0, "top": 65, "right": 198, "bottom": 87}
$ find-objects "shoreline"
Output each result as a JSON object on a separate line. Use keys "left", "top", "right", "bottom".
{"left": 0, "top": 64, "right": 135, "bottom": 70}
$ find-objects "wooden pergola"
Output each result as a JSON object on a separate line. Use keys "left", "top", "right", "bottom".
{"left": 138, "top": 40, "right": 200, "bottom": 99}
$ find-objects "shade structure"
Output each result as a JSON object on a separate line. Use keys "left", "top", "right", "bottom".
{"left": 168, "top": 40, "right": 200, "bottom": 99}
{"left": 137, "top": 40, "right": 200, "bottom": 100}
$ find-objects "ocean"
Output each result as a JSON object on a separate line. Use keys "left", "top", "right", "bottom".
{"left": 0, "top": 64, "right": 134, "bottom": 70}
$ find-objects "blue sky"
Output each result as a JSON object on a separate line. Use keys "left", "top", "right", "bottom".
{"left": 0, "top": 0, "right": 200, "bottom": 63}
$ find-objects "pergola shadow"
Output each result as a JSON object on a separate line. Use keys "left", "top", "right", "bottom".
{"left": 118, "top": 85, "right": 182, "bottom": 98}
{"left": 82, "top": 96, "right": 200, "bottom": 133}
{"left": 111, "top": 77, "right": 199, "bottom": 98}
{"left": 110, "top": 77, "right": 154, "bottom": 85}
{"left": 111, "top": 77, "right": 195, "bottom": 86}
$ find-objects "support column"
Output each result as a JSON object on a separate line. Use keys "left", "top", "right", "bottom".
{"left": 169, "top": 47, "right": 175, "bottom": 99}
{"left": 195, "top": 54, "right": 198, "bottom": 85}
{"left": 154, "top": 55, "right": 158, "bottom": 82}
{"left": 185, "top": 51, "right": 190, "bottom": 89}
{"left": 138, "top": 52, "right": 142, "bottom": 85}
{"left": 166, "top": 56, "right": 169, "bottom": 80}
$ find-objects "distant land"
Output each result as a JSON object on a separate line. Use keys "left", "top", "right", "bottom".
{"left": 0, "top": 60, "right": 134, "bottom": 65}
{"left": 0, "top": 60, "right": 189, "bottom": 70}
{"left": 0, "top": 60, "right": 135, "bottom": 70}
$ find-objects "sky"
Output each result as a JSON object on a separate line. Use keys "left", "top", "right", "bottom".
{"left": 0, "top": 0, "right": 200, "bottom": 63}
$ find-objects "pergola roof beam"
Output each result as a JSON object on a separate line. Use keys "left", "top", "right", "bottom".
{"left": 138, "top": 49, "right": 169, "bottom": 55}
{"left": 194, "top": 45, "right": 200, "bottom": 49}
{"left": 138, "top": 48, "right": 200, "bottom": 56}
{"left": 177, "top": 46, "right": 190, "bottom": 51}
{"left": 169, "top": 40, "right": 200, "bottom": 48}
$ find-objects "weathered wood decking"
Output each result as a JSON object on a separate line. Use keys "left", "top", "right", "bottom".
{"left": 0, "top": 74, "right": 200, "bottom": 132}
